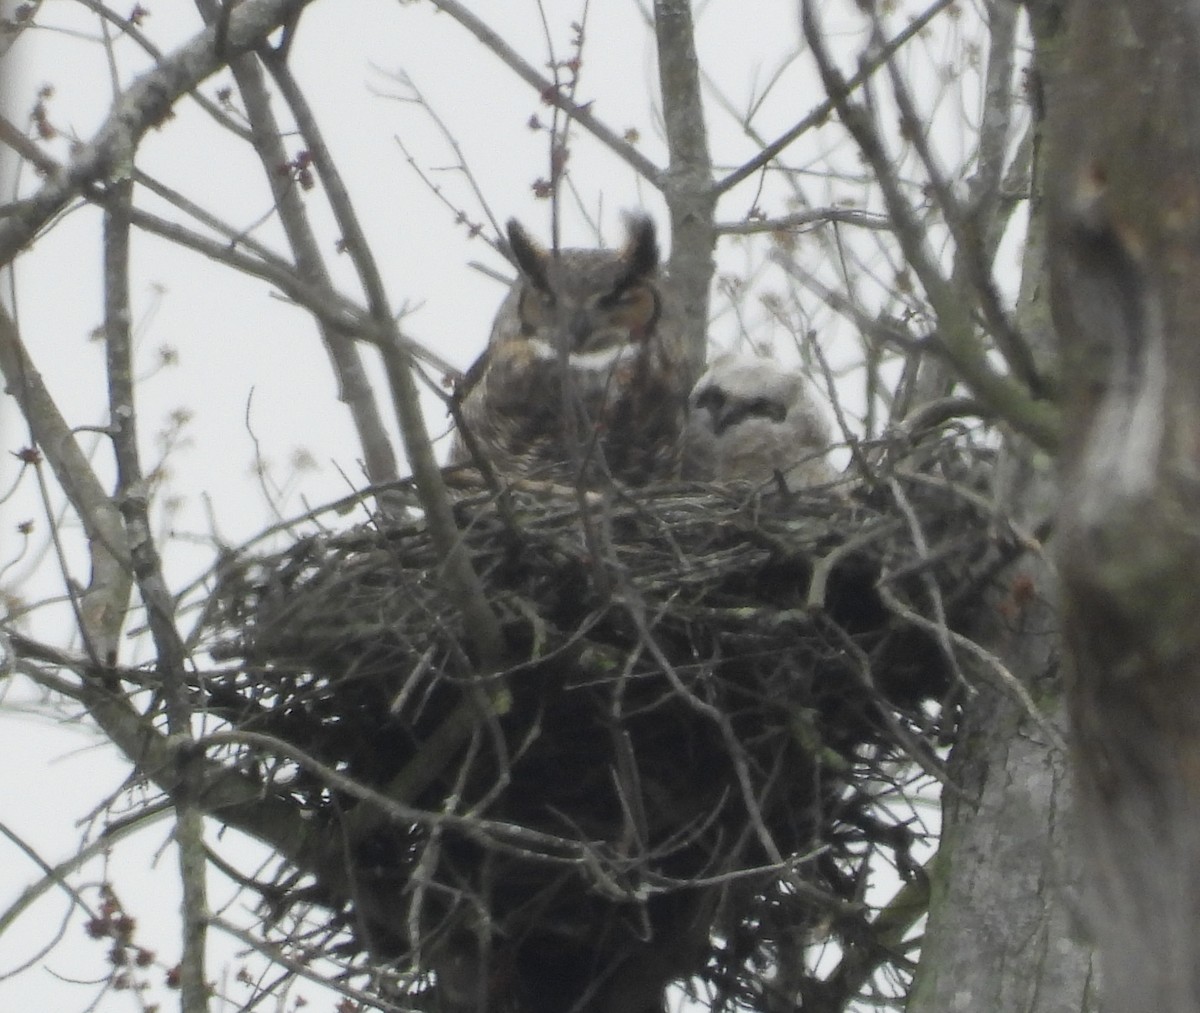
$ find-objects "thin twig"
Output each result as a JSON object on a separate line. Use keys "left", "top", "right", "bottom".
{"left": 800, "top": 0, "right": 1059, "bottom": 450}
{"left": 714, "top": 0, "right": 957, "bottom": 196}
{"left": 874, "top": 575, "right": 1067, "bottom": 755}
{"left": 190, "top": 3, "right": 400, "bottom": 490}
{"left": 422, "top": 0, "right": 662, "bottom": 185}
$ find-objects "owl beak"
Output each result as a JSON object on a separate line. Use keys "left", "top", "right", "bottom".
{"left": 567, "top": 309, "right": 592, "bottom": 348}
{"left": 709, "top": 404, "right": 734, "bottom": 436}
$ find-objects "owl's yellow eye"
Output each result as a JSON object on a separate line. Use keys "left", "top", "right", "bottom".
{"left": 517, "top": 286, "right": 555, "bottom": 332}
{"left": 598, "top": 283, "right": 658, "bottom": 334}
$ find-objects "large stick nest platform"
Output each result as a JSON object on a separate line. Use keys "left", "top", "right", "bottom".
{"left": 199, "top": 436, "right": 1016, "bottom": 1012}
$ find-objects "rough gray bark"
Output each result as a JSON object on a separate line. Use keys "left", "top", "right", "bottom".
{"left": 1048, "top": 2, "right": 1200, "bottom": 1009}
{"left": 653, "top": 0, "right": 715, "bottom": 381}
{"left": 909, "top": 544, "right": 1098, "bottom": 1013}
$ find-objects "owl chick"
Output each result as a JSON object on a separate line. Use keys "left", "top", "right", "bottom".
{"left": 682, "top": 353, "right": 835, "bottom": 488}
{"left": 452, "top": 216, "right": 691, "bottom": 487}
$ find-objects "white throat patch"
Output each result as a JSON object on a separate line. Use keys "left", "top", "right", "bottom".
{"left": 528, "top": 339, "right": 640, "bottom": 372}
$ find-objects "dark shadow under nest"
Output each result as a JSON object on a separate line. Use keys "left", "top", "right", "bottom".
{"left": 199, "top": 438, "right": 1019, "bottom": 1012}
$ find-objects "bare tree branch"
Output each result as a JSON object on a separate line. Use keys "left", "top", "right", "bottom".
{"left": 713, "top": 0, "right": 957, "bottom": 197}
{"left": 422, "top": 0, "right": 663, "bottom": 185}
{"left": 102, "top": 181, "right": 210, "bottom": 1011}
{"left": 0, "top": 308, "right": 132, "bottom": 663}
{"left": 71, "top": 0, "right": 254, "bottom": 143}
{"left": 191, "top": 0, "right": 401, "bottom": 490}
{"left": 873, "top": 13, "right": 1045, "bottom": 401}
{"left": 114, "top": 196, "right": 461, "bottom": 380}
{"left": 256, "top": 45, "right": 506, "bottom": 673}
{"left": 800, "top": 0, "right": 1060, "bottom": 449}
{"left": 0, "top": 0, "right": 316, "bottom": 267}
{"left": 717, "top": 209, "right": 891, "bottom": 235}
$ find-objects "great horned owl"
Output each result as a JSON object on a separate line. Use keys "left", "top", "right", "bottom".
{"left": 452, "top": 216, "right": 691, "bottom": 487}
{"left": 682, "top": 353, "right": 835, "bottom": 488}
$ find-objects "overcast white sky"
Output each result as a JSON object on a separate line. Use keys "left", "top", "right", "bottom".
{"left": 0, "top": 1, "right": 985, "bottom": 1007}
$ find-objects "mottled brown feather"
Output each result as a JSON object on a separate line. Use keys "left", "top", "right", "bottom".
{"left": 451, "top": 217, "right": 691, "bottom": 487}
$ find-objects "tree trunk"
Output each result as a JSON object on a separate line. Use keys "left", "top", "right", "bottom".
{"left": 909, "top": 481, "right": 1097, "bottom": 1013}
{"left": 1048, "top": 2, "right": 1200, "bottom": 1009}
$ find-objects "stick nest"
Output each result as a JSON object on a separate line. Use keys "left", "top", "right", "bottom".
{"left": 199, "top": 437, "right": 1014, "bottom": 1011}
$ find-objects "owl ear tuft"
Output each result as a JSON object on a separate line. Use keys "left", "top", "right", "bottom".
{"left": 506, "top": 219, "right": 551, "bottom": 292}
{"left": 616, "top": 214, "right": 659, "bottom": 288}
